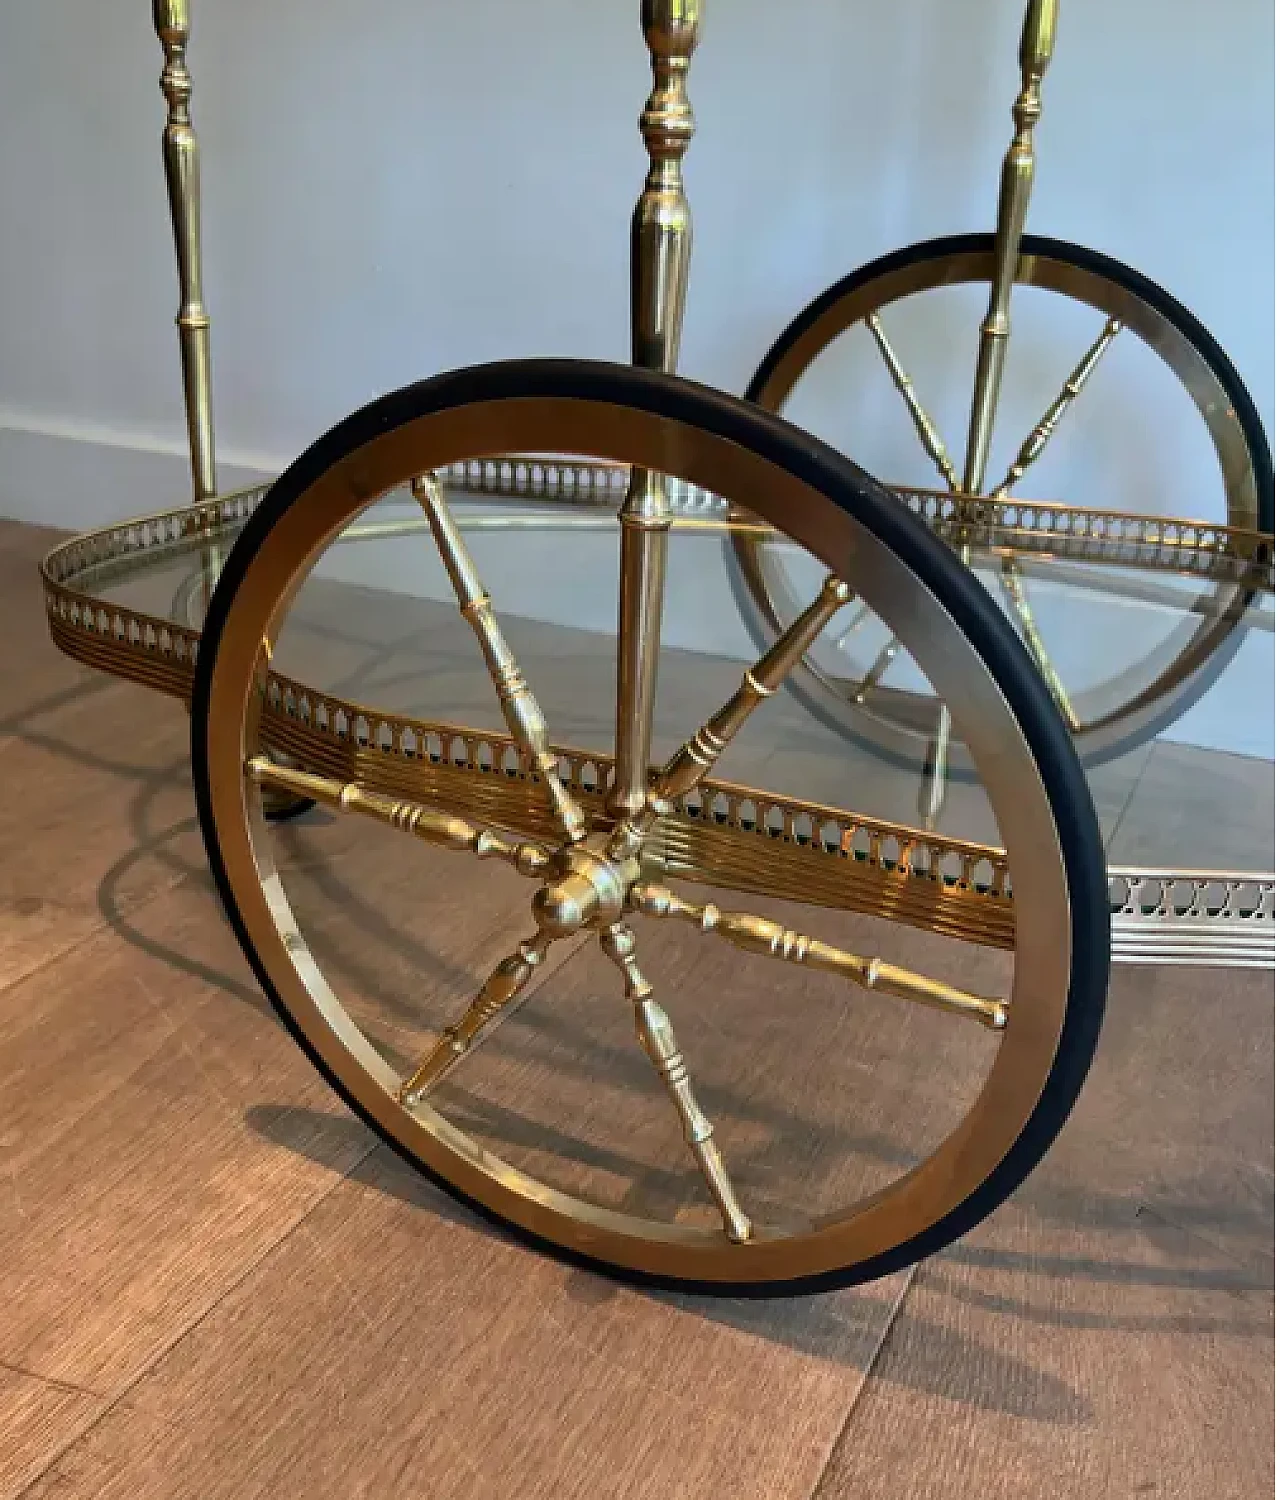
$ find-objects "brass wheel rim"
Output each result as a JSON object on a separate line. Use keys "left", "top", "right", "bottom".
{"left": 741, "top": 244, "right": 1262, "bottom": 767}
{"left": 201, "top": 388, "right": 1075, "bottom": 1285}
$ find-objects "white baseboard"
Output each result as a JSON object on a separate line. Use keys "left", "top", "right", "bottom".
{"left": 0, "top": 411, "right": 276, "bottom": 531}
{"left": 4, "top": 417, "right": 1272, "bottom": 760}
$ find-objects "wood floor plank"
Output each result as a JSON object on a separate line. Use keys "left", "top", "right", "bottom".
{"left": 0, "top": 1366, "right": 104, "bottom": 1500}
{"left": 0, "top": 877, "right": 377, "bottom": 1393}
{"left": 0, "top": 685, "right": 197, "bottom": 993}
{"left": 1108, "top": 740, "right": 1275, "bottom": 871}
{"left": 7, "top": 879, "right": 1005, "bottom": 1496}
{"left": 812, "top": 962, "right": 1275, "bottom": 1499}
{"left": 21, "top": 1145, "right": 907, "bottom": 1500}
{"left": 0, "top": 741, "right": 560, "bottom": 1399}
{"left": 1038, "top": 965, "right": 1273, "bottom": 1275}
{"left": 812, "top": 1199, "right": 1272, "bottom": 1499}
{"left": 0, "top": 520, "right": 208, "bottom": 986}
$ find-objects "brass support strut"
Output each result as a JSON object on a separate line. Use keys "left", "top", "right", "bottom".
{"left": 925, "top": 0, "right": 1060, "bottom": 829}
{"left": 152, "top": 0, "right": 216, "bottom": 509}
{"left": 963, "top": 0, "right": 1058, "bottom": 496}
{"left": 611, "top": 0, "right": 701, "bottom": 821}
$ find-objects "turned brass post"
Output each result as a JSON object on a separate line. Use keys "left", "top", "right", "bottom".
{"left": 153, "top": 0, "right": 216, "bottom": 507}
{"left": 926, "top": 0, "right": 1058, "bottom": 830}
{"left": 962, "top": 0, "right": 1058, "bottom": 496}
{"left": 611, "top": 0, "right": 701, "bottom": 820}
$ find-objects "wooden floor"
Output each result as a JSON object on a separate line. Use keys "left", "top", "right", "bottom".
{"left": 1, "top": 516, "right": 1273, "bottom": 1499}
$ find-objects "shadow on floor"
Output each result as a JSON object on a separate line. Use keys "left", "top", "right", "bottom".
{"left": 243, "top": 1099, "right": 1268, "bottom": 1424}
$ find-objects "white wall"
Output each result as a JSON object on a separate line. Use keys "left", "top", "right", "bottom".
{"left": 0, "top": 0, "right": 1273, "bottom": 754}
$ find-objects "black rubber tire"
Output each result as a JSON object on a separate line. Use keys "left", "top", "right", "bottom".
{"left": 191, "top": 357, "right": 1111, "bottom": 1297}
{"left": 740, "top": 233, "right": 1274, "bottom": 769}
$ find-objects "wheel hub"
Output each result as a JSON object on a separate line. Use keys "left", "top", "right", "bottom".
{"left": 530, "top": 831, "right": 641, "bottom": 938}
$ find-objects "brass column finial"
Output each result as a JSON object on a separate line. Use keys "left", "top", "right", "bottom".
{"left": 610, "top": 0, "right": 702, "bottom": 821}
{"left": 153, "top": 0, "right": 216, "bottom": 504}
{"left": 631, "top": 0, "right": 700, "bottom": 372}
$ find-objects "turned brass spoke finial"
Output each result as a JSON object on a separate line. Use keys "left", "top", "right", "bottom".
{"left": 599, "top": 921, "right": 752, "bottom": 1243}
{"left": 629, "top": 883, "right": 1008, "bottom": 1030}
{"left": 413, "top": 475, "right": 587, "bottom": 845}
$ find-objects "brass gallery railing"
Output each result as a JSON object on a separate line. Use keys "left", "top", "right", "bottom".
{"left": 444, "top": 456, "right": 1277, "bottom": 591}
{"left": 41, "top": 479, "right": 1275, "bottom": 968}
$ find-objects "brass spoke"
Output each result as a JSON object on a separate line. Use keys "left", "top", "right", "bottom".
{"left": 991, "top": 316, "right": 1123, "bottom": 500}
{"left": 865, "top": 312, "right": 961, "bottom": 492}
{"left": 852, "top": 636, "right": 900, "bottom": 703}
{"left": 986, "top": 316, "right": 1123, "bottom": 733}
{"left": 412, "top": 474, "right": 586, "bottom": 844}
{"left": 995, "top": 560, "right": 1080, "bottom": 729}
{"left": 630, "top": 882, "right": 1008, "bottom": 1031}
{"left": 599, "top": 922, "right": 752, "bottom": 1243}
{"left": 247, "top": 756, "right": 553, "bottom": 877}
{"left": 916, "top": 714, "right": 952, "bottom": 833}
{"left": 399, "top": 934, "right": 553, "bottom": 1104}
{"left": 832, "top": 599, "right": 874, "bottom": 653}
{"left": 650, "top": 575, "right": 850, "bottom": 812}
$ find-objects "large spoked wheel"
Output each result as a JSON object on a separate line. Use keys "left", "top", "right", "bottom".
{"left": 192, "top": 358, "right": 1109, "bottom": 1296}
{"left": 740, "top": 234, "right": 1274, "bottom": 772}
